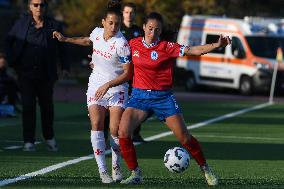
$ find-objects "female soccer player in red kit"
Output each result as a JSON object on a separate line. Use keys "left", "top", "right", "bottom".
{"left": 118, "top": 12, "right": 231, "bottom": 186}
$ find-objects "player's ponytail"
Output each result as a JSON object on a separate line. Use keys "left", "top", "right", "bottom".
{"left": 104, "top": 0, "right": 122, "bottom": 19}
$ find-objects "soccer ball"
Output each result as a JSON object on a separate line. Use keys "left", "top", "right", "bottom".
{"left": 164, "top": 147, "right": 190, "bottom": 173}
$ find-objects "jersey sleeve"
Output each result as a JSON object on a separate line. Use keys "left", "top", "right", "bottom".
{"left": 89, "top": 27, "right": 98, "bottom": 42}
{"left": 117, "top": 39, "right": 132, "bottom": 64}
{"left": 166, "top": 42, "right": 187, "bottom": 58}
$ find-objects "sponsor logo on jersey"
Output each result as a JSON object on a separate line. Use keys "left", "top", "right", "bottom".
{"left": 151, "top": 51, "right": 158, "bottom": 60}
{"left": 93, "top": 48, "right": 112, "bottom": 59}
{"left": 167, "top": 42, "right": 174, "bottom": 48}
{"left": 133, "top": 50, "right": 139, "bottom": 57}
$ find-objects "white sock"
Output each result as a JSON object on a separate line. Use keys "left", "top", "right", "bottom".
{"left": 91, "top": 130, "right": 107, "bottom": 173}
{"left": 110, "top": 135, "right": 121, "bottom": 168}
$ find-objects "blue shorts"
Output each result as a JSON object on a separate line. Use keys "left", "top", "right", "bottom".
{"left": 127, "top": 88, "right": 182, "bottom": 121}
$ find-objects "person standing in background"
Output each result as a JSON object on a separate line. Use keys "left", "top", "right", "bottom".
{"left": 120, "top": 2, "right": 143, "bottom": 41}
{"left": 5, "top": 0, "right": 69, "bottom": 151}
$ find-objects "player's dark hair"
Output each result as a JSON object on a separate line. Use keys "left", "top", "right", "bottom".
{"left": 104, "top": 0, "right": 122, "bottom": 19}
{"left": 144, "top": 12, "right": 177, "bottom": 41}
{"left": 122, "top": 2, "right": 136, "bottom": 13}
{"left": 144, "top": 12, "right": 164, "bottom": 26}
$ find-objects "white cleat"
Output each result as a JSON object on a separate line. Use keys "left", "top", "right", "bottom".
{"left": 112, "top": 166, "right": 123, "bottom": 182}
{"left": 200, "top": 164, "right": 218, "bottom": 186}
{"left": 46, "top": 138, "right": 58, "bottom": 152}
{"left": 23, "top": 142, "right": 36, "bottom": 151}
{"left": 120, "top": 167, "right": 142, "bottom": 184}
{"left": 100, "top": 171, "right": 114, "bottom": 184}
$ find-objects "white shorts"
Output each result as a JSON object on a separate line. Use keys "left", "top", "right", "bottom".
{"left": 86, "top": 72, "right": 129, "bottom": 109}
{"left": 86, "top": 87, "right": 128, "bottom": 109}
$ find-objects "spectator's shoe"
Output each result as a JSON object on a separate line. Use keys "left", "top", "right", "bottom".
{"left": 112, "top": 165, "right": 123, "bottom": 182}
{"left": 120, "top": 167, "right": 142, "bottom": 184}
{"left": 200, "top": 164, "right": 218, "bottom": 186}
{"left": 46, "top": 138, "right": 58, "bottom": 152}
{"left": 132, "top": 134, "right": 146, "bottom": 143}
{"left": 23, "top": 142, "right": 36, "bottom": 151}
{"left": 100, "top": 171, "right": 114, "bottom": 183}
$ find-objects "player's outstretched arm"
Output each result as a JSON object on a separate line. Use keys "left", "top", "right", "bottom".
{"left": 185, "top": 35, "right": 231, "bottom": 56}
{"left": 53, "top": 31, "right": 92, "bottom": 46}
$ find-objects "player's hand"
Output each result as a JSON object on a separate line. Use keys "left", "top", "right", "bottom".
{"left": 53, "top": 31, "right": 66, "bottom": 42}
{"left": 217, "top": 35, "right": 231, "bottom": 48}
{"left": 88, "top": 55, "right": 94, "bottom": 69}
{"left": 90, "top": 63, "right": 94, "bottom": 69}
{"left": 95, "top": 83, "right": 110, "bottom": 100}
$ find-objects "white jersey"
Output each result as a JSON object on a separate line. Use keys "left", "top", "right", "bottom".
{"left": 88, "top": 27, "right": 131, "bottom": 93}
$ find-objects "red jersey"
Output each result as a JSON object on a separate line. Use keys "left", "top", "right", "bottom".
{"left": 129, "top": 37, "right": 185, "bottom": 90}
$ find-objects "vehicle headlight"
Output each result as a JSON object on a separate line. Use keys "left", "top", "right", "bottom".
{"left": 254, "top": 62, "right": 269, "bottom": 70}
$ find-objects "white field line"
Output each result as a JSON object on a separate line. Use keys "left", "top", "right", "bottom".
{"left": 145, "top": 102, "right": 272, "bottom": 141}
{"left": 0, "top": 102, "right": 272, "bottom": 187}
{"left": 195, "top": 134, "right": 284, "bottom": 141}
{"left": 4, "top": 142, "right": 41, "bottom": 150}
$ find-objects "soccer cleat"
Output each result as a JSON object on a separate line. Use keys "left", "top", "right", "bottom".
{"left": 200, "top": 164, "right": 218, "bottom": 186}
{"left": 46, "top": 138, "right": 58, "bottom": 152}
{"left": 23, "top": 142, "right": 36, "bottom": 151}
{"left": 100, "top": 171, "right": 114, "bottom": 183}
{"left": 120, "top": 167, "right": 142, "bottom": 184}
{"left": 112, "top": 165, "right": 123, "bottom": 182}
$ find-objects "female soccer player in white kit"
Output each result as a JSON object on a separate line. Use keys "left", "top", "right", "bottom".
{"left": 53, "top": 1, "right": 132, "bottom": 184}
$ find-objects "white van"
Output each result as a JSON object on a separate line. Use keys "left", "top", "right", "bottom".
{"left": 176, "top": 15, "right": 284, "bottom": 95}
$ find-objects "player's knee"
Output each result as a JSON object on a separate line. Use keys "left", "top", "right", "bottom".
{"left": 118, "top": 125, "right": 130, "bottom": 138}
{"left": 91, "top": 121, "right": 103, "bottom": 131}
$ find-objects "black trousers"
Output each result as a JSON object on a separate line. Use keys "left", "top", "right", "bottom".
{"left": 19, "top": 77, "right": 54, "bottom": 143}
{"left": 0, "top": 78, "right": 19, "bottom": 105}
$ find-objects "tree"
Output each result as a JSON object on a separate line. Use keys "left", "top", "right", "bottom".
{"left": 54, "top": 0, "right": 106, "bottom": 36}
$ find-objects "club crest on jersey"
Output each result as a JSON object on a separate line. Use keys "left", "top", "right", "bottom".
{"left": 151, "top": 51, "right": 158, "bottom": 60}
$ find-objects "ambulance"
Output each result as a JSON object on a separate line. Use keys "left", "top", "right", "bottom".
{"left": 176, "top": 15, "right": 284, "bottom": 95}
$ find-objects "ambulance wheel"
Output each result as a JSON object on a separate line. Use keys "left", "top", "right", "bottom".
{"left": 185, "top": 73, "right": 196, "bottom": 91}
{"left": 239, "top": 76, "right": 253, "bottom": 95}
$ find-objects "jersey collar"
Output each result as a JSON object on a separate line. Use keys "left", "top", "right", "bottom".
{"left": 142, "top": 37, "right": 160, "bottom": 48}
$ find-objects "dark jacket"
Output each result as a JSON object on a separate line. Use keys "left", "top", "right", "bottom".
{"left": 5, "top": 13, "right": 69, "bottom": 81}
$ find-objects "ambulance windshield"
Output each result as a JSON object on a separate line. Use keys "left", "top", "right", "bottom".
{"left": 246, "top": 36, "right": 284, "bottom": 59}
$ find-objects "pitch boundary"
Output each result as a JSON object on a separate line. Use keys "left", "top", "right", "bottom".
{"left": 0, "top": 102, "right": 272, "bottom": 187}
